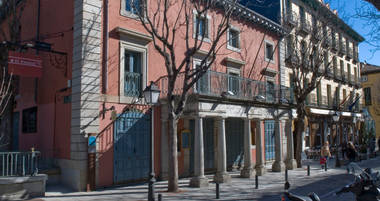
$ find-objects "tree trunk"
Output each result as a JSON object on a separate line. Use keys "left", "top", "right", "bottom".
{"left": 167, "top": 105, "right": 179, "bottom": 192}
{"left": 294, "top": 118, "right": 304, "bottom": 168}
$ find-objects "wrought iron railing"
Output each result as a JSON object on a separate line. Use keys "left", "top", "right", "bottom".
{"left": 158, "top": 70, "right": 294, "bottom": 104}
{"left": 284, "top": 11, "right": 298, "bottom": 26}
{"left": 347, "top": 47, "right": 353, "bottom": 58}
{"left": 0, "top": 151, "right": 40, "bottom": 177}
{"left": 299, "top": 20, "right": 311, "bottom": 34}
{"left": 124, "top": 72, "right": 142, "bottom": 97}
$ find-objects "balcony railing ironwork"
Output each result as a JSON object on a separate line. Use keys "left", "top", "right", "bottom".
{"left": 339, "top": 42, "right": 346, "bottom": 55}
{"left": 347, "top": 47, "right": 353, "bottom": 59}
{"left": 124, "top": 72, "right": 142, "bottom": 97}
{"left": 284, "top": 11, "right": 298, "bottom": 27}
{"left": 158, "top": 70, "right": 294, "bottom": 104}
{"left": 298, "top": 20, "right": 311, "bottom": 34}
{"left": 0, "top": 151, "right": 40, "bottom": 177}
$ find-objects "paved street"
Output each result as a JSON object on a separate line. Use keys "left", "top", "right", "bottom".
{"left": 36, "top": 157, "right": 380, "bottom": 201}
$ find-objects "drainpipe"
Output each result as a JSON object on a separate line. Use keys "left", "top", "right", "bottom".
{"left": 102, "top": 0, "right": 109, "bottom": 93}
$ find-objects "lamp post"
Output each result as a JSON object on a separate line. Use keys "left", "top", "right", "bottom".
{"left": 332, "top": 112, "right": 340, "bottom": 167}
{"left": 143, "top": 81, "right": 161, "bottom": 201}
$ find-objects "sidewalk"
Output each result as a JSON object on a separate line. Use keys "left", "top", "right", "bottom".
{"left": 37, "top": 157, "right": 380, "bottom": 201}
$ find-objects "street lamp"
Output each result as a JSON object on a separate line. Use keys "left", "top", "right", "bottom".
{"left": 332, "top": 112, "right": 341, "bottom": 167}
{"left": 143, "top": 81, "right": 160, "bottom": 201}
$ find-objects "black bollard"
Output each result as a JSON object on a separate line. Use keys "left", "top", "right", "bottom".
{"left": 216, "top": 183, "right": 220, "bottom": 199}
{"left": 325, "top": 161, "right": 327, "bottom": 171}
{"left": 307, "top": 165, "right": 310, "bottom": 176}
{"left": 255, "top": 175, "right": 259, "bottom": 189}
{"left": 285, "top": 168, "right": 288, "bottom": 182}
{"left": 158, "top": 194, "right": 162, "bottom": 201}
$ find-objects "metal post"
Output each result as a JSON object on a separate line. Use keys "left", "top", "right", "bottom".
{"left": 325, "top": 160, "right": 327, "bottom": 171}
{"left": 307, "top": 165, "right": 310, "bottom": 176}
{"left": 148, "top": 108, "right": 155, "bottom": 201}
{"left": 285, "top": 168, "right": 288, "bottom": 182}
{"left": 216, "top": 183, "right": 220, "bottom": 199}
{"left": 255, "top": 175, "right": 258, "bottom": 189}
{"left": 158, "top": 194, "right": 162, "bottom": 201}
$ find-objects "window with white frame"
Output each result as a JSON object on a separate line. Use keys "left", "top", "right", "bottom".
{"left": 193, "top": 11, "right": 210, "bottom": 41}
{"left": 120, "top": 42, "right": 147, "bottom": 98}
{"left": 227, "top": 26, "right": 240, "bottom": 51}
{"left": 265, "top": 41, "right": 275, "bottom": 63}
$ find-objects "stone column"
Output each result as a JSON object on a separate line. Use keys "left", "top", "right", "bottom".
{"left": 214, "top": 117, "right": 231, "bottom": 183}
{"left": 241, "top": 118, "right": 255, "bottom": 178}
{"left": 272, "top": 119, "right": 285, "bottom": 172}
{"left": 190, "top": 116, "right": 209, "bottom": 187}
{"left": 285, "top": 120, "right": 297, "bottom": 170}
{"left": 255, "top": 119, "right": 266, "bottom": 176}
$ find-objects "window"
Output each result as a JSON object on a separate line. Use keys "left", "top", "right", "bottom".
{"left": 265, "top": 42, "right": 274, "bottom": 62}
{"left": 124, "top": 50, "right": 142, "bottom": 96}
{"left": 327, "top": 84, "right": 331, "bottom": 106}
{"left": 194, "top": 13, "right": 209, "bottom": 40}
{"left": 343, "top": 89, "right": 347, "bottom": 100}
{"left": 335, "top": 87, "right": 340, "bottom": 106}
{"left": 347, "top": 63, "right": 351, "bottom": 81}
{"left": 120, "top": 42, "right": 147, "bottom": 100}
{"left": 22, "top": 107, "right": 37, "bottom": 133}
{"left": 299, "top": 6, "right": 305, "bottom": 24}
{"left": 324, "top": 51, "right": 329, "bottom": 70}
{"left": 227, "top": 27, "right": 240, "bottom": 50}
{"left": 364, "top": 87, "right": 371, "bottom": 105}
{"left": 266, "top": 80, "right": 275, "bottom": 102}
{"left": 122, "top": 0, "right": 143, "bottom": 16}
{"left": 340, "top": 60, "right": 344, "bottom": 78}
{"left": 227, "top": 69, "right": 240, "bottom": 96}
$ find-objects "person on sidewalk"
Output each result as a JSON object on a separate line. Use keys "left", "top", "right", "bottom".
{"left": 347, "top": 141, "right": 357, "bottom": 163}
{"left": 321, "top": 141, "right": 331, "bottom": 169}
{"left": 346, "top": 141, "right": 357, "bottom": 173}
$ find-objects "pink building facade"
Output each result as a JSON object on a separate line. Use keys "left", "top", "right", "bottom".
{"left": 4, "top": 0, "right": 296, "bottom": 191}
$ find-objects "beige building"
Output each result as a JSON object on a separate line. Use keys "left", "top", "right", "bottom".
{"left": 280, "top": 0, "right": 364, "bottom": 149}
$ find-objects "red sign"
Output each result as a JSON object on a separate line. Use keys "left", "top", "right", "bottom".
{"left": 8, "top": 51, "right": 42, "bottom": 77}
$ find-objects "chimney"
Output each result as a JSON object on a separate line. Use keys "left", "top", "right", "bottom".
{"left": 333, "top": 9, "right": 338, "bottom": 16}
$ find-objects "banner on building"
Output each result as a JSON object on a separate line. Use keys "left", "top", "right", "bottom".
{"left": 8, "top": 51, "right": 42, "bottom": 77}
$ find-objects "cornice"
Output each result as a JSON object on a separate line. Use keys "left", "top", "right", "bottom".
{"left": 215, "top": 0, "right": 288, "bottom": 37}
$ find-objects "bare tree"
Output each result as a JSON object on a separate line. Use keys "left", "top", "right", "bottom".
{"left": 284, "top": 12, "right": 335, "bottom": 166}
{"left": 0, "top": 0, "right": 24, "bottom": 149}
{"left": 132, "top": 0, "right": 238, "bottom": 192}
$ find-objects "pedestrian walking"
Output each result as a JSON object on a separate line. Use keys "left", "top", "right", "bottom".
{"left": 321, "top": 141, "right": 331, "bottom": 169}
{"left": 347, "top": 141, "right": 357, "bottom": 163}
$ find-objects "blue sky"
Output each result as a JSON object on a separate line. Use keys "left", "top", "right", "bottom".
{"left": 326, "top": 0, "right": 380, "bottom": 65}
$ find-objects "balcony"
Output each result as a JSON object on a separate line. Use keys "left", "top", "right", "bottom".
{"left": 284, "top": 11, "right": 298, "bottom": 27}
{"left": 334, "top": 70, "right": 342, "bottom": 81}
{"left": 124, "top": 72, "right": 142, "bottom": 97}
{"left": 158, "top": 70, "right": 294, "bottom": 104}
{"left": 353, "top": 51, "right": 359, "bottom": 63}
{"left": 326, "top": 67, "right": 334, "bottom": 79}
{"left": 298, "top": 20, "right": 311, "bottom": 35}
{"left": 339, "top": 42, "right": 346, "bottom": 55}
{"left": 311, "top": 27, "right": 323, "bottom": 42}
{"left": 323, "top": 37, "right": 332, "bottom": 47}
{"left": 346, "top": 47, "right": 353, "bottom": 59}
